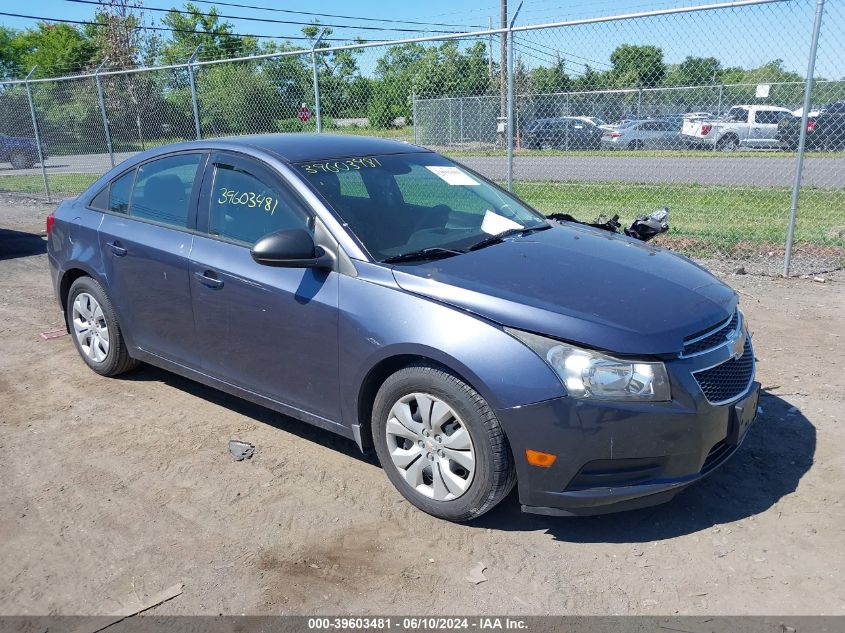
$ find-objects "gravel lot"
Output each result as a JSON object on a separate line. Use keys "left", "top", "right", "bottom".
{"left": 1, "top": 193, "right": 844, "bottom": 616}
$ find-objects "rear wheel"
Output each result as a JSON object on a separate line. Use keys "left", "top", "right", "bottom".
{"left": 717, "top": 135, "right": 739, "bottom": 152}
{"left": 67, "top": 276, "right": 138, "bottom": 377}
{"left": 9, "top": 151, "right": 34, "bottom": 169}
{"left": 627, "top": 139, "right": 644, "bottom": 150}
{"left": 372, "top": 363, "right": 516, "bottom": 522}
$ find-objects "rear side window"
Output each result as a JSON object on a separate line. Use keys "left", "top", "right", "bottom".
{"left": 209, "top": 164, "right": 310, "bottom": 245}
{"left": 130, "top": 154, "right": 202, "bottom": 228}
{"left": 755, "top": 110, "right": 783, "bottom": 125}
{"left": 109, "top": 170, "right": 134, "bottom": 215}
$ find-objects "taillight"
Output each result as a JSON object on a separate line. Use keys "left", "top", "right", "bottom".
{"left": 807, "top": 120, "right": 817, "bottom": 132}
{"left": 701, "top": 124, "right": 713, "bottom": 136}
{"left": 610, "top": 132, "right": 623, "bottom": 138}
{"left": 46, "top": 212, "right": 55, "bottom": 236}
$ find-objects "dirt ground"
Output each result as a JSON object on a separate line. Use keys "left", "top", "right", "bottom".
{"left": 1, "top": 192, "right": 843, "bottom": 616}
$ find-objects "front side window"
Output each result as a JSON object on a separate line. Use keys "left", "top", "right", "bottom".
{"left": 294, "top": 153, "right": 546, "bottom": 261}
{"left": 209, "top": 164, "right": 310, "bottom": 245}
{"left": 130, "top": 154, "right": 202, "bottom": 228}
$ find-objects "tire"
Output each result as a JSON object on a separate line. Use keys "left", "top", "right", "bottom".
{"left": 716, "top": 135, "right": 739, "bottom": 152}
{"left": 627, "top": 139, "right": 644, "bottom": 150}
{"left": 9, "top": 151, "right": 34, "bottom": 169}
{"left": 66, "top": 276, "right": 138, "bottom": 377}
{"left": 371, "top": 362, "right": 516, "bottom": 522}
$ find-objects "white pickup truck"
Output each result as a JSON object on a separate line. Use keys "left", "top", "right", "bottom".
{"left": 681, "top": 105, "right": 793, "bottom": 151}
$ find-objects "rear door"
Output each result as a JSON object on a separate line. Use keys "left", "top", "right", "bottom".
{"left": 189, "top": 152, "right": 341, "bottom": 422}
{"left": 98, "top": 152, "right": 206, "bottom": 366}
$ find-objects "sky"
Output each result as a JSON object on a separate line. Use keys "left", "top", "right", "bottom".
{"left": 0, "top": 0, "right": 842, "bottom": 80}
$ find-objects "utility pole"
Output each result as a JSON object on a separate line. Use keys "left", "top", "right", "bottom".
{"left": 500, "top": 0, "right": 507, "bottom": 118}
{"left": 488, "top": 16, "right": 493, "bottom": 78}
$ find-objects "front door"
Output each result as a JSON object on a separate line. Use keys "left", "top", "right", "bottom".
{"left": 189, "top": 152, "right": 341, "bottom": 424}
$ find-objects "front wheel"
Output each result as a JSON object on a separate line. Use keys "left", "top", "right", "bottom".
{"left": 372, "top": 363, "right": 516, "bottom": 522}
{"left": 66, "top": 276, "right": 138, "bottom": 376}
{"left": 9, "top": 151, "right": 35, "bottom": 169}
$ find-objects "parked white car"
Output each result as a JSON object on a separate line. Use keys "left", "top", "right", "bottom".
{"left": 682, "top": 105, "right": 793, "bottom": 150}
{"left": 601, "top": 119, "right": 683, "bottom": 150}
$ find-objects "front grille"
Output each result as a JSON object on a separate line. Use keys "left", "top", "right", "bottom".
{"left": 682, "top": 311, "right": 739, "bottom": 356}
{"left": 693, "top": 339, "right": 754, "bottom": 404}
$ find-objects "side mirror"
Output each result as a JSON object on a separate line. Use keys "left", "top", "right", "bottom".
{"left": 250, "top": 228, "right": 333, "bottom": 269}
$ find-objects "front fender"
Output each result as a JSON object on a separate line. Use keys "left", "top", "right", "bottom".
{"left": 338, "top": 268, "right": 565, "bottom": 434}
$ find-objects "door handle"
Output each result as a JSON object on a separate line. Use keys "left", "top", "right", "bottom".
{"left": 108, "top": 241, "right": 127, "bottom": 257}
{"left": 194, "top": 270, "right": 224, "bottom": 289}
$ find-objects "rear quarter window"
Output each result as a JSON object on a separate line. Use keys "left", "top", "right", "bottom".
{"left": 109, "top": 170, "right": 134, "bottom": 215}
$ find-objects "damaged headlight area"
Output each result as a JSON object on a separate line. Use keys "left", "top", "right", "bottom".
{"left": 506, "top": 328, "right": 671, "bottom": 402}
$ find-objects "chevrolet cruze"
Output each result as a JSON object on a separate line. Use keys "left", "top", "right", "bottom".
{"left": 46, "top": 134, "right": 759, "bottom": 521}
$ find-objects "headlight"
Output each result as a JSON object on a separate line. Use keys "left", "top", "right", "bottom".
{"left": 506, "top": 328, "right": 671, "bottom": 401}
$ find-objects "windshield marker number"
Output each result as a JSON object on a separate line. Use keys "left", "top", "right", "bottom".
{"left": 300, "top": 157, "right": 381, "bottom": 174}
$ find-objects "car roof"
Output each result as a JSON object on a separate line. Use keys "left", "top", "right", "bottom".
{"left": 221, "top": 133, "right": 430, "bottom": 162}
{"left": 130, "top": 134, "right": 431, "bottom": 164}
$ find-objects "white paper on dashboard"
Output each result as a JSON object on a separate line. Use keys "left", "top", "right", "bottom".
{"left": 480, "top": 210, "right": 524, "bottom": 235}
{"left": 425, "top": 165, "right": 479, "bottom": 186}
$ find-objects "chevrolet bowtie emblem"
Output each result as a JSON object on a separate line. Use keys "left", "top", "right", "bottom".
{"left": 727, "top": 327, "right": 746, "bottom": 360}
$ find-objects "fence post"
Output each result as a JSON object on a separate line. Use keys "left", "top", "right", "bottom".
{"left": 460, "top": 98, "right": 464, "bottom": 151}
{"left": 311, "top": 32, "right": 327, "bottom": 134}
{"left": 637, "top": 88, "right": 643, "bottom": 118}
{"left": 448, "top": 99, "right": 453, "bottom": 146}
{"left": 24, "top": 67, "right": 51, "bottom": 203}
{"left": 94, "top": 58, "right": 115, "bottom": 168}
{"left": 716, "top": 83, "right": 724, "bottom": 116}
{"left": 784, "top": 0, "right": 826, "bottom": 277}
{"left": 412, "top": 91, "right": 417, "bottom": 144}
{"left": 187, "top": 47, "right": 201, "bottom": 140}
{"left": 506, "top": 2, "right": 523, "bottom": 192}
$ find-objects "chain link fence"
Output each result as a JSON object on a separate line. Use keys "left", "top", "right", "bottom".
{"left": 0, "top": 0, "right": 842, "bottom": 276}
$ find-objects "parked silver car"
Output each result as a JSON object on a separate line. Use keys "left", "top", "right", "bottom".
{"left": 601, "top": 119, "right": 683, "bottom": 150}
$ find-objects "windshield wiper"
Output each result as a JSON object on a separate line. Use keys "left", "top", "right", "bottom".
{"left": 467, "top": 223, "right": 551, "bottom": 252}
{"left": 382, "top": 247, "right": 465, "bottom": 264}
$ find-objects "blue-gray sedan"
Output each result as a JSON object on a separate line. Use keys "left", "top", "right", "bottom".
{"left": 46, "top": 134, "right": 758, "bottom": 521}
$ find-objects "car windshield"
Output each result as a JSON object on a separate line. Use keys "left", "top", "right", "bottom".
{"left": 293, "top": 152, "right": 547, "bottom": 262}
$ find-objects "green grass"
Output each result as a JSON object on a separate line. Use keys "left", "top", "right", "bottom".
{"left": 0, "top": 173, "right": 98, "bottom": 195}
{"left": 2, "top": 172, "right": 841, "bottom": 262}
{"left": 511, "top": 180, "right": 845, "bottom": 257}
{"left": 446, "top": 148, "right": 840, "bottom": 159}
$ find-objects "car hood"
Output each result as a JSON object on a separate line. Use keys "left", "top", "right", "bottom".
{"left": 391, "top": 224, "right": 737, "bottom": 356}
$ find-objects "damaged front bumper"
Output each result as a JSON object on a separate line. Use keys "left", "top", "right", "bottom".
{"left": 495, "top": 341, "right": 760, "bottom": 516}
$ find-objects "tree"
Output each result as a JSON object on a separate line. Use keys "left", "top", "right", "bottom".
{"left": 665, "top": 56, "right": 722, "bottom": 86}
{"left": 158, "top": 3, "right": 259, "bottom": 64}
{"left": 0, "top": 26, "right": 22, "bottom": 79}
{"left": 531, "top": 59, "right": 570, "bottom": 94}
{"left": 12, "top": 23, "right": 98, "bottom": 77}
{"left": 609, "top": 44, "right": 666, "bottom": 88}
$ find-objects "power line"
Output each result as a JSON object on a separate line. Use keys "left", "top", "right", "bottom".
{"left": 0, "top": 11, "right": 378, "bottom": 43}
{"left": 64, "top": 0, "right": 470, "bottom": 34}
{"left": 145, "top": 0, "right": 486, "bottom": 29}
